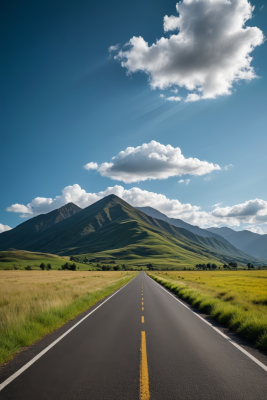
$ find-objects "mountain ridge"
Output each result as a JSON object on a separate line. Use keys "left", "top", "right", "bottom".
{"left": 0, "top": 195, "right": 265, "bottom": 266}
{"left": 207, "top": 226, "right": 267, "bottom": 260}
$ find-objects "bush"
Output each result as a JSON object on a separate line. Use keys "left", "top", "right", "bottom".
{"left": 25, "top": 266, "right": 32, "bottom": 270}
{"left": 40, "top": 263, "right": 45, "bottom": 270}
{"left": 47, "top": 263, "right": 52, "bottom": 270}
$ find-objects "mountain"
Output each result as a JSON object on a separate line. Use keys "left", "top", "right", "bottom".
{"left": 0, "top": 195, "right": 265, "bottom": 267}
{"left": 136, "top": 206, "right": 229, "bottom": 244}
{"left": 207, "top": 227, "right": 267, "bottom": 260}
{"left": 0, "top": 203, "right": 82, "bottom": 250}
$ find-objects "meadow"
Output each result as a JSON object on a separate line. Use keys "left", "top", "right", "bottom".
{"left": 0, "top": 270, "right": 136, "bottom": 365}
{"left": 0, "top": 250, "right": 94, "bottom": 271}
{"left": 148, "top": 270, "right": 267, "bottom": 350}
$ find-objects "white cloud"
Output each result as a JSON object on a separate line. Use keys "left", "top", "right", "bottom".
{"left": 224, "top": 164, "right": 233, "bottom": 170}
{"left": 165, "top": 96, "right": 181, "bottom": 102}
{"left": 212, "top": 202, "right": 222, "bottom": 208}
{"left": 178, "top": 179, "right": 184, "bottom": 183}
{"left": 92, "top": 140, "right": 220, "bottom": 183}
{"left": 0, "top": 223, "right": 12, "bottom": 233}
{"left": 185, "top": 94, "right": 201, "bottom": 102}
{"left": 109, "top": 44, "right": 120, "bottom": 52}
{"left": 83, "top": 162, "right": 98, "bottom": 170}
{"left": 6, "top": 184, "right": 200, "bottom": 219}
{"left": 246, "top": 226, "right": 266, "bottom": 234}
{"left": 260, "top": 5, "right": 264, "bottom": 11}
{"left": 160, "top": 94, "right": 165, "bottom": 98}
{"left": 115, "top": 0, "right": 264, "bottom": 100}
{"left": 171, "top": 88, "right": 178, "bottom": 94}
{"left": 185, "top": 179, "right": 190, "bottom": 185}
{"left": 6, "top": 203, "right": 34, "bottom": 215}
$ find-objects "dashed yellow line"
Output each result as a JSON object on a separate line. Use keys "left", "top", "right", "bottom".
{"left": 142, "top": 302, "right": 144, "bottom": 306}
{"left": 142, "top": 307, "right": 144, "bottom": 311}
{"left": 142, "top": 316, "right": 144, "bottom": 323}
{"left": 140, "top": 331, "right": 150, "bottom": 400}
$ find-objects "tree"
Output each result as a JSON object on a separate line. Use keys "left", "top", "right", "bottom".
{"left": 147, "top": 263, "right": 153, "bottom": 270}
{"left": 25, "top": 265, "right": 32, "bottom": 270}
{"left": 40, "top": 263, "right": 45, "bottom": 270}
{"left": 70, "top": 263, "right": 76, "bottom": 271}
{"left": 47, "top": 263, "right": 52, "bottom": 270}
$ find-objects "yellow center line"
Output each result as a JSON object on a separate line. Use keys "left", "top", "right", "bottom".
{"left": 142, "top": 302, "right": 144, "bottom": 305}
{"left": 142, "top": 307, "right": 144, "bottom": 310}
{"left": 142, "top": 297, "right": 144, "bottom": 301}
{"left": 142, "top": 316, "right": 144, "bottom": 323}
{"left": 140, "top": 331, "right": 150, "bottom": 400}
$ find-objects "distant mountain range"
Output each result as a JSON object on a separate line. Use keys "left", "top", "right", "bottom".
{"left": 136, "top": 207, "right": 230, "bottom": 244}
{"left": 0, "top": 195, "right": 265, "bottom": 266}
{"left": 206, "top": 227, "right": 267, "bottom": 260}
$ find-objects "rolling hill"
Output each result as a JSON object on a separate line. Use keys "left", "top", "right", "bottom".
{"left": 0, "top": 195, "right": 265, "bottom": 267}
{"left": 207, "top": 227, "right": 267, "bottom": 260}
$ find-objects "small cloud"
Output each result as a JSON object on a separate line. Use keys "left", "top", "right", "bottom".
{"left": 0, "top": 223, "right": 12, "bottom": 233}
{"left": 108, "top": 44, "right": 120, "bottom": 52}
{"left": 160, "top": 94, "right": 165, "bottom": 98}
{"left": 247, "top": 226, "right": 265, "bottom": 234}
{"left": 212, "top": 202, "right": 222, "bottom": 208}
{"left": 185, "top": 94, "right": 201, "bottom": 102}
{"left": 260, "top": 5, "right": 264, "bottom": 11}
{"left": 83, "top": 162, "right": 98, "bottom": 170}
{"left": 224, "top": 164, "right": 233, "bottom": 170}
{"left": 171, "top": 88, "right": 178, "bottom": 94}
{"left": 165, "top": 96, "right": 181, "bottom": 102}
{"left": 179, "top": 179, "right": 190, "bottom": 185}
{"left": 204, "top": 176, "right": 211, "bottom": 181}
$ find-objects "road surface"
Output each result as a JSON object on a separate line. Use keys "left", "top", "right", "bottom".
{"left": 1, "top": 272, "right": 267, "bottom": 399}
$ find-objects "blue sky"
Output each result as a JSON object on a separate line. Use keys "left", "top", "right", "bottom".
{"left": 1, "top": 0, "right": 267, "bottom": 234}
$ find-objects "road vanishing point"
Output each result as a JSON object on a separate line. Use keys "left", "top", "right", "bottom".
{"left": 1, "top": 272, "right": 267, "bottom": 399}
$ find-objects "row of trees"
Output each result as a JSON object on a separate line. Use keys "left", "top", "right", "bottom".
{"left": 195, "top": 263, "right": 218, "bottom": 270}
{"left": 39, "top": 263, "right": 52, "bottom": 270}
{"left": 61, "top": 263, "right": 77, "bottom": 270}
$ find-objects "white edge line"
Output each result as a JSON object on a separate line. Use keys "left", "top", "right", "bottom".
{"left": 0, "top": 275, "right": 137, "bottom": 392}
{"left": 147, "top": 274, "right": 267, "bottom": 373}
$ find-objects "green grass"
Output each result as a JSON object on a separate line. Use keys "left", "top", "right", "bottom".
{"left": 0, "top": 250, "right": 99, "bottom": 271}
{"left": 148, "top": 270, "right": 267, "bottom": 350}
{"left": 0, "top": 270, "right": 136, "bottom": 365}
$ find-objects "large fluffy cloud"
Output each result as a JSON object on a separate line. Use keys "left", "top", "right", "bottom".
{"left": 0, "top": 223, "right": 12, "bottom": 233}
{"left": 85, "top": 141, "right": 220, "bottom": 183}
{"left": 6, "top": 185, "right": 267, "bottom": 233}
{"left": 6, "top": 184, "right": 199, "bottom": 218}
{"left": 115, "top": 0, "right": 264, "bottom": 99}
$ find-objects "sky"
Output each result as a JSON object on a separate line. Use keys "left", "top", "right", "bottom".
{"left": 1, "top": 0, "right": 267, "bottom": 234}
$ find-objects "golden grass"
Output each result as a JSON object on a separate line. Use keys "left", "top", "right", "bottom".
{"left": 149, "top": 270, "right": 267, "bottom": 349}
{"left": 0, "top": 270, "right": 136, "bottom": 364}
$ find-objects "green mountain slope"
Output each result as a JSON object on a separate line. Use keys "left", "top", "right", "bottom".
{"left": 1, "top": 195, "right": 265, "bottom": 267}
{"left": 136, "top": 206, "right": 230, "bottom": 244}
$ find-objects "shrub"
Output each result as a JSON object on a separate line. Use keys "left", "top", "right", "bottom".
{"left": 40, "top": 263, "right": 45, "bottom": 270}
{"left": 47, "top": 263, "right": 52, "bottom": 270}
{"left": 25, "top": 266, "right": 32, "bottom": 270}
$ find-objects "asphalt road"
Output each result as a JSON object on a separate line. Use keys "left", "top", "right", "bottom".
{"left": 1, "top": 272, "right": 267, "bottom": 399}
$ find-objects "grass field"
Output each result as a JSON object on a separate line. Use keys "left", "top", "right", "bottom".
{"left": 148, "top": 270, "right": 267, "bottom": 350}
{"left": 0, "top": 250, "right": 98, "bottom": 271}
{"left": 0, "top": 270, "right": 136, "bottom": 365}
{"left": 0, "top": 249, "right": 226, "bottom": 271}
